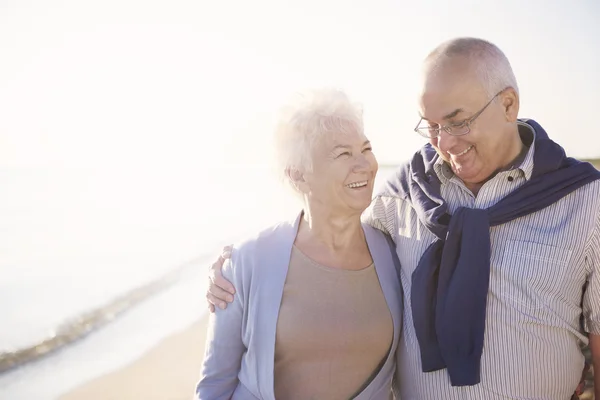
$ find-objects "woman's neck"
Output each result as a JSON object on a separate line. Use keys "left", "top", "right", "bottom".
{"left": 296, "top": 205, "right": 364, "bottom": 253}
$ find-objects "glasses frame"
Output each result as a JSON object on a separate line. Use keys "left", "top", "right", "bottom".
{"left": 414, "top": 89, "right": 505, "bottom": 139}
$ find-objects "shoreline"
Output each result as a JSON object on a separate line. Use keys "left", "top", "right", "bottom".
{"left": 0, "top": 257, "right": 201, "bottom": 375}
{"left": 59, "top": 315, "right": 208, "bottom": 400}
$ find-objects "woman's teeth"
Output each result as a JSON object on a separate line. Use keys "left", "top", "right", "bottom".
{"left": 346, "top": 181, "right": 368, "bottom": 188}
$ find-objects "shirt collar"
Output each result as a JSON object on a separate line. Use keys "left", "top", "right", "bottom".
{"left": 433, "top": 120, "right": 536, "bottom": 184}
{"left": 516, "top": 120, "right": 535, "bottom": 181}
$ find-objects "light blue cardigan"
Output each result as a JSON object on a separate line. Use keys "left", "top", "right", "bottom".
{"left": 196, "top": 213, "right": 403, "bottom": 399}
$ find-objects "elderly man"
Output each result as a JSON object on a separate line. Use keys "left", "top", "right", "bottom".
{"left": 204, "top": 38, "right": 600, "bottom": 399}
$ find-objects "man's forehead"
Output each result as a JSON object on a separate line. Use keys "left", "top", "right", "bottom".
{"left": 418, "top": 75, "right": 487, "bottom": 120}
{"left": 423, "top": 54, "right": 474, "bottom": 79}
{"left": 418, "top": 87, "right": 462, "bottom": 120}
{"left": 421, "top": 56, "right": 483, "bottom": 91}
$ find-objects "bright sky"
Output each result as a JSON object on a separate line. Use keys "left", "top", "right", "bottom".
{"left": 0, "top": 0, "right": 599, "bottom": 275}
{"left": 1, "top": 0, "right": 599, "bottom": 172}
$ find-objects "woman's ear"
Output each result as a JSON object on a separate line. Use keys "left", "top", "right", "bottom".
{"left": 286, "top": 168, "right": 309, "bottom": 193}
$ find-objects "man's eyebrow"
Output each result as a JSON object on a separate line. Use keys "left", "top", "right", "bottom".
{"left": 442, "top": 108, "right": 464, "bottom": 120}
{"left": 419, "top": 109, "right": 464, "bottom": 121}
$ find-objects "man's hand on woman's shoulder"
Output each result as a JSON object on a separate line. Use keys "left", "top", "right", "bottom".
{"left": 206, "top": 245, "right": 236, "bottom": 312}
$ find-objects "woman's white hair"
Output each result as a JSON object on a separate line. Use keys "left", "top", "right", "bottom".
{"left": 425, "top": 37, "right": 519, "bottom": 97}
{"left": 273, "top": 88, "right": 364, "bottom": 190}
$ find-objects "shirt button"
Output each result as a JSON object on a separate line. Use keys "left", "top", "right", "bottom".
{"left": 507, "top": 176, "right": 514, "bottom": 182}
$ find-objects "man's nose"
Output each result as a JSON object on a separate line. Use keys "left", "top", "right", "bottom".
{"left": 434, "top": 129, "right": 461, "bottom": 153}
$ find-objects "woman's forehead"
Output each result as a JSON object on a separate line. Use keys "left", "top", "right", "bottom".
{"left": 327, "top": 130, "right": 368, "bottom": 144}
{"left": 311, "top": 130, "right": 368, "bottom": 155}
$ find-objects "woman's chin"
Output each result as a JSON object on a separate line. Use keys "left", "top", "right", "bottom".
{"left": 348, "top": 197, "right": 373, "bottom": 214}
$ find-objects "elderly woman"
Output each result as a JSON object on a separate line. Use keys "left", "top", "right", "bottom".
{"left": 196, "top": 89, "right": 402, "bottom": 400}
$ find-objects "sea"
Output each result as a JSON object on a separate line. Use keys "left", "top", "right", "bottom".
{"left": 0, "top": 165, "right": 398, "bottom": 399}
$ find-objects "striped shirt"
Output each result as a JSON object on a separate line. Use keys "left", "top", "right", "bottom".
{"left": 364, "top": 122, "right": 600, "bottom": 400}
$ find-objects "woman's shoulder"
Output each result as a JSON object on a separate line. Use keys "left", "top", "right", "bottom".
{"left": 361, "top": 222, "right": 392, "bottom": 243}
{"left": 224, "top": 214, "right": 300, "bottom": 277}
{"left": 233, "top": 216, "right": 298, "bottom": 256}
{"left": 361, "top": 222, "right": 399, "bottom": 268}
{"left": 220, "top": 216, "right": 298, "bottom": 294}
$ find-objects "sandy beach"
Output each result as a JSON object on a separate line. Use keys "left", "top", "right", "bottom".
{"left": 59, "top": 315, "right": 208, "bottom": 400}
{"left": 57, "top": 313, "right": 596, "bottom": 400}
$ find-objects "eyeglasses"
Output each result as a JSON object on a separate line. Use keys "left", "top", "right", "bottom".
{"left": 414, "top": 89, "right": 505, "bottom": 139}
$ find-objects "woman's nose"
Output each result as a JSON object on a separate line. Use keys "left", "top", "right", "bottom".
{"left": 353, "top": 153, "right": 370, "bottom": 172}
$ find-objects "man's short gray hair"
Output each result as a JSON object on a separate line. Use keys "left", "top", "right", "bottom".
{"left": 273, "top": 88, "right": 364, "bottom": 188}
{"left": 425, "top": 37, "right": 519, "bottom": 97}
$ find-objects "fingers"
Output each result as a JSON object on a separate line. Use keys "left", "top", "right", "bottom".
{"left": 210, "top": 268, "right": 236, "bottom": 295}
{"left": 208, "top": 271, "right": 235, "bottom": 299}
{"left": 207, "top": 291, "right": 230, "bottom": 310}
{"left": 209, "top": 245, "right": 236, "bottom": 295}
{"left": 205, "top": 244, "right": 236, "bottom": 313}
{"left": 221, "top": 245, "right": 232, "bottom": 259}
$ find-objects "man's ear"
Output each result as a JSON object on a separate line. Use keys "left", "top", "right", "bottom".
{"left": 502, "top": 87, "right": 519, "bottom": 122}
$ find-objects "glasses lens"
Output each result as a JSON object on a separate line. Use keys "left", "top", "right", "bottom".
{"left": 446, "top": 123, "right": 470, "bottom": 136}
{"left": 415, "top": 122, "right": 439, "bottom": 138}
